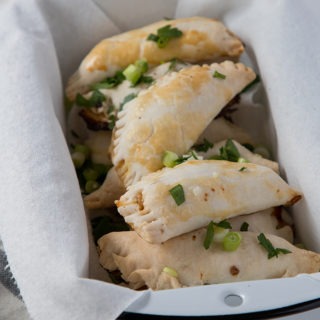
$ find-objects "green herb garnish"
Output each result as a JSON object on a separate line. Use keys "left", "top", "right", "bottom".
{"left": 76, "top": 90, "right": 106, "bottom": 108}
{"left": 90, "top": 71, "right": 125, "bottom": 90}
{"left": 219, "top": 139, "right": 240, "bottom": 162}
{"left": 147, "top": 25, "right": 183, "bottom": 48}
{"left": 138, "top": 75, "right": 154, "bottom": 85}
{"left": 257, "top": 233, "right": 292, "bottom": 259}
{"left": 119, "top": 93, "right": 137, "bottom": 111}
{"left": 213, "top": 70, "right": 226, "bottom": 79}
{"left": 240, "top": 222, "right": 249, "bottom": 231}
{"left": 239, "top": 166, "right": 247, "bottom": 172}
{"left": 203, "top": 220, "right": 232, "bottom": 249}
{"left": 169, "top": 184, "right": 185, "bottom": 206}
{"left": 241, "top": 74, "right": 260, "bottom": 93}
{"left": 193, "top": 138, "right": 214, "bottom": 152}
{"left": 223, "top": 232, "right": 242, "bottom": 251}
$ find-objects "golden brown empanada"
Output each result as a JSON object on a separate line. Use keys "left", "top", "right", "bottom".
{"left": 66, "top": 17, "right": 244, "bottom": 100}
{"left": 112, "top": 61, "right": 256, "bottom": 187}
{"left": 98, "top": 230, "right": 320, "bottom": 290}
{"left": 116, "top": 160, "right": 301, "bottom": 243}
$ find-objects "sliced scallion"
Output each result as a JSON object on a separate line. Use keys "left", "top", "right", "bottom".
{"left": 162, "top": 151, "right": 179, "bottom": 168}
{"left": 71, "top": 152, "right": 86, "bottom": 169}
{"left": 213, "top": 70, "right": 226, "bottom": 79}
{"left": 163, "top": 266, "right": 178, "bottom": 277}
{"left": 223, "top": 232, "right": 242, "bottom": 252}
{"left": 169, "top": 184, "right": 185, "bottom": 206}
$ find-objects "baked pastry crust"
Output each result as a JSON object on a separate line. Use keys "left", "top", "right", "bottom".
{"left": 66, "top": 17, "right": 244, "bottom": 100}
{"left": 111, "top": 61, "right": 256, "bottom": 187}
{"left": 98, "top": 230, "right": 320, "bottom": 290}
{"left": 116, "top": 160, "right": 302, "bottom": 243}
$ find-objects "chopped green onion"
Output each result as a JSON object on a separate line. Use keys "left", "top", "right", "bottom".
{"left": 213, "top": 225, "right": 230, "bottom": 243}
{"left": 83, "top": 168, "right": 99, "bottom": 181}
{"left": 240, "top": 222, "right": 249, "bottom": 231}
{"left": 257, "top": 233, "right": 292, "bottom": 259}
{"left": 119, "top": 93, "right": 137, "bottom": 111}
{"left": 74, "top": 144, "right": 90, "bottom": 159}
{"left": 90, "top": 71, "right": 125, "bottom": 90}
{"left": 223, "top": 232, "right": 242, "bottom": 251}
{"left": 147, "top": 25, "right": 183, "bottom": 48}
{"left": 203, "top": 221, "right": 215, "bottom": 250}
{"left": 193, "top": 138, "right": 214, "bottom": 152}
{"left": 216, "top": 220, "right": 232, "bottom": 229}
{"left": 71, "top": 151, "right": 86, "bottom": 169}
{"left": 85, "top": 180, "right": 100, "bottom": 194}
{"left": 239, "top": 167, "right": 247, "bottom": 172}
{"left": 123, "top": 64, "right": 142, "bottom": 85}
{"left": 76, "top": 90, "right": 106, "bottom": 108}
{"left": 139, "top": 75, "right": 154, "bottom": 85}
{"left": 169, "top": 184, "right": 185, "bottom": 206}
{"left": 134, "top": 59, "right": 148, "bottom": 73}
{"left": 162, "top": 151, "right": 179, "bottom": 168}
{"left": 213, "top": 70, "right": 226, "bottom": 79}
{"left": 238, "top": 157, "right": 249, "bottom": 163}
{"left": 219, "top": 139, "right": 241, "bottom": 162}
{"left": 163, "top": 266, "right": 178, "bottom": 277}
{"left": 254, "top": 145, "right": 271, "bottom": 159}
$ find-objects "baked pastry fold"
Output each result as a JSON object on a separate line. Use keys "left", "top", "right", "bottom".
{"left": 112, "top": 61, "right": 256, "bottom": 187}
{"left": 116, "top": 160, "right": 302, "bottom": 243}
{"left": 98, "top": 230, "right": 320, "bottom": 290}
{"left": 66, "top": 17, "right": 244, "bottom": 100}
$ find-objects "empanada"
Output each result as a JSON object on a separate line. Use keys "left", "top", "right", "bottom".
{"left": 66, "top": 17, "right": 244, "bottom": 100}
{"left": 196, "top": 139, "right": 279, "bottom": 172}
{"left": 116, "top": 160, "right": 301, "bottom": 243}
{"left": 98, "top": 230, "right": 320, "bottom": 290}
{"left": 229, "top": 207, "right": 293, "bottom": 243}
{"left": 84, "top": 167, "right": 125, "bottom": 209}
{"left": 196, "top": 117, "right": 255, "bottom": 145}
{"left": 112, "top": 61, "right": 256, "bottom": 187}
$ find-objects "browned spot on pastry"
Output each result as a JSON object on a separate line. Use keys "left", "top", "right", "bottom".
{"left": 192, "top": 235, "right": 197, "bottom": 241}
{"left": 211, "top": 188, "right": 215, "bottom": 192}
{"left": 136, "top": 191, "right": 144, "bottom": 211}
{"left": 200, "top": 272, "right": 204, "bottom": 280}
{"left": 276, "top": 189, "right": 280, "bottom": 193}
{"left": 285, "top": 195, "right": 302, "bottom": 207}
{"left": 204, "top": 193, "right": 208, "bottom": 201}
{"left": 230, "top": 265, "right": 239, "bottom": 276}
{"left": 221, "top": 186, "right": 225, "bottom": 191}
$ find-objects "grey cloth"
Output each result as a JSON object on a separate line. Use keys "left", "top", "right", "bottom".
{"left": 0, "top": 239, "right": 30, "bottom": 320}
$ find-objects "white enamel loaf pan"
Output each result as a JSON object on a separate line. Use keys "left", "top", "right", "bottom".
{"left": 102, "top": 1, "right": 320, "bottom": 318}
{"left": 2, "top": 1, "right": 319, "bottom": 320}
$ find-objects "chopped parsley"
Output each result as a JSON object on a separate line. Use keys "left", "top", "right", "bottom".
{"left": 240, "top": 222, "right": 249, "bottom": 231}
{"left": 213, "top": 70, "right": 226, "bottom": 79}
{"left": 257, "top": 233, "right": 292, "bottom": 259}
{"left": 119, "top": 93, "right": 137, "bottom": 111}
{"left": 169, "top": 184, "right": 185, "bottom": 206}
{"left": 241, "top": 74, "right": 260, "bottom": 93}
{"left": 193, "top": 138, "right": 214, "bottom": 153}
{"left": 203, "top": 220, "right": 232, "bottom": 250}
{"left": 90, "top": 71, "right": 125, "bottom": 90}
{"left": 147, "top": 25, "right": 183, "bottom": 48}
{"left": 76, "top": 90, "right": 106, "bottom": 108}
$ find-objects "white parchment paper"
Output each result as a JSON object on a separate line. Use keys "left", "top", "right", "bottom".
{"left": 0, "top": 0, "right": 320, "bottom": 319}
